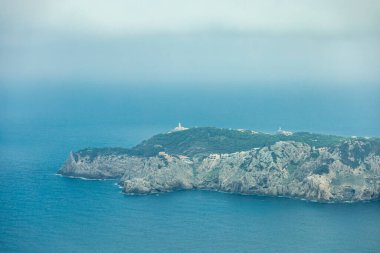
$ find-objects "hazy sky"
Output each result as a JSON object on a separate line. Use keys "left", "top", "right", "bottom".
{"left": 1, "top": 0, "right": 380, "bottom": 87}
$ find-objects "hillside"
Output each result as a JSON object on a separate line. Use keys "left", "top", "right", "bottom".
{"left": 129, "top": 127, "right": 350, "bottom": 157}
{"left": 59, "top": 127, "right": 380, "bottom": 202}
{"left": 76, "top": 127, "right": 380, "bottom": 160}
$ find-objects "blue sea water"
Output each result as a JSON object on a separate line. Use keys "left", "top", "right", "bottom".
{"left": 1, "top": 84, "right": 380, "bottom": 253}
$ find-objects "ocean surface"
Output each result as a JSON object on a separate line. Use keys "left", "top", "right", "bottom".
{"left": 1, "top": 84, "right": 380, "bottom": 253}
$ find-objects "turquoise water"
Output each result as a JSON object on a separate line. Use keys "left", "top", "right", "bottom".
{"left": 1, "top": 85, "right": 380, "bottom": 252}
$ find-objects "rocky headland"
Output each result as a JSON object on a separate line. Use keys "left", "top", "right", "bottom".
{"left": 58, "top": 127, "right": 380, "bottom": 202}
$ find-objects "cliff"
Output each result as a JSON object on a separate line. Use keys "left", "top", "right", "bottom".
{"left": 58, "top": 127, "right": 380, "bottom": 202}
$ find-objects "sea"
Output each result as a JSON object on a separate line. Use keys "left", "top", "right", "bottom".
{"left": 1, "top": 84, "right": 380, "bottom": 253}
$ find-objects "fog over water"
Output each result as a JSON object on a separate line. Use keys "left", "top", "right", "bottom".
{"left": 1, "top": 1, "right": 380, "bottom": 86}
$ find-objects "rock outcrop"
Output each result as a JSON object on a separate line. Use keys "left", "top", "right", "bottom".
{"left": 58, "top": 134, "right": 380, "bottom": 202}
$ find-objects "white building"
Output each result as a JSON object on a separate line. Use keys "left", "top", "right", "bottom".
{"left": 158, "top": 151, "right": 172, "bottom": 160}
{"left": 277, "top": 127, "right": 293, "bottom": 136}
{"left": 171, "top": 122, "right": 189, "bottom": 132}
{"left": 209, "top": 154, "right": 221, "bottom": 160}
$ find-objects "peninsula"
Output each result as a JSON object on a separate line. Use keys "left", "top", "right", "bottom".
{"left": 58, "top": 125, "right": 380, "bottom": 202}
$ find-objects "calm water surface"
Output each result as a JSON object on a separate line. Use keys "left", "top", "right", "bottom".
{"left": 1, "top": 85, "right": 380, "bottom": 253}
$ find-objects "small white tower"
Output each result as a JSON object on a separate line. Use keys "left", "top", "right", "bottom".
{"left": 171, "top": 122, "right": 189, "bottom": 132}
{"left": 277, "top": 127, "right": 293, "bottom": 136}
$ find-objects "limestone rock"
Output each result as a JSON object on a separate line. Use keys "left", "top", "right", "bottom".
{"left": 58, "top": 139, "right": 380, "bottom": 202}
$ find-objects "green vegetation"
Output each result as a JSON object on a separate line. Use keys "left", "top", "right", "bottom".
{"left": 313, "top": 165, "right": 330, "bottom": 175}
{"left": 204, "top": 167, "right": 221, "bottom": 182}
{"left": 129, "top": 127, "right": 347, "bottom": 157}
{"left": 310, "top": 151, "right": 320, "bottom": 158}
{"left": 76, "top": 147, "right": 130, "bottom": 161}
{"left": 240, "top": 157, "right": 253, "bottom": 171}
{"left": 339, "top": 139, "right": 380, "bottom": 167}
{"left": 74, "top": 127, "right": 380, "bottom": 159}
{"left": 286, "top": 164, "right": 298, "bottom": 174}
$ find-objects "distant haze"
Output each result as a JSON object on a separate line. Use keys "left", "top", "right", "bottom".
{"left": 1, "top": 0, "right": 380, "bottom": 87}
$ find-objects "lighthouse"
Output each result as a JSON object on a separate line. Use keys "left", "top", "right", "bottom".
{"left": 171, "top": 122, "right": 189, "bottom": 132}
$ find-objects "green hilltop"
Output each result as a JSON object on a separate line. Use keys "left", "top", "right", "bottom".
{"left": 75, "top": 127, "right": 379, "bottom": 159}
{"left": 130, "top": 127, "right": 346, "bottom": 157}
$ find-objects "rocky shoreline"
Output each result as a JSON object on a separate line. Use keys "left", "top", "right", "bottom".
{"left": 58, "top": 128, "right": 380, "bottom": 203}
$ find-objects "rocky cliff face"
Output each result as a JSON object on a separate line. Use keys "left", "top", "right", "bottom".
{"left": 58, "top": 139, "right": 380, "bottom": 202}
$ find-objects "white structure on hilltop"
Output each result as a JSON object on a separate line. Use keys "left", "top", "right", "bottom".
{"left": 277, "top": 127, "right": 293, "bottom": 136}
{"left": 209, "top": 154, "right": 220, "bottom": 160}
{"left": 171, "top": 122, "right": 189, "bottom": 132}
